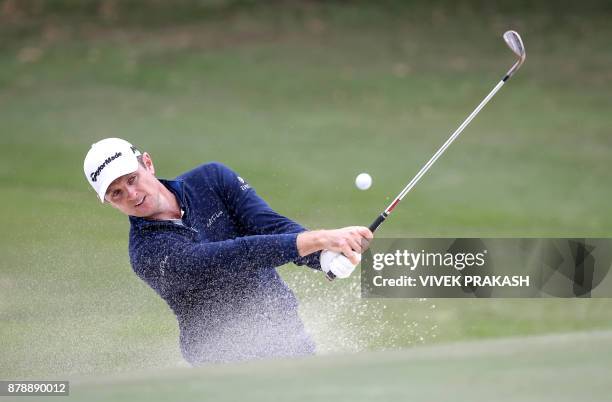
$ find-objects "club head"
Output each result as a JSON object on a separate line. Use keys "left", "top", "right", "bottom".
{"left": 503, "top": 30, "right": 525, "bottom": 58}
{"left": 502, "top": 30, "right": 526, "bottom": 79}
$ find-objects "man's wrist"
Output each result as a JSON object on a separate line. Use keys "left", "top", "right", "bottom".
{"left": 297, "top": 230, "right": 327, "bottom": 257}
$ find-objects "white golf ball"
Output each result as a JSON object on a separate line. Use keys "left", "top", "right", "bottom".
{"left": 355, "top": 173, "right": 372, "bottom": 190}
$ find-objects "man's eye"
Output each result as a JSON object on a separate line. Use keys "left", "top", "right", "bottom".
{"left": 112, "top": 190, "right": 122, "bottom": 199}
{"left": 128, "top": 176, "right": 136, "bottom": 185}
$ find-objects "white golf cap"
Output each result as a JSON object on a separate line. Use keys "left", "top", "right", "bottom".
{"left": 83, "top": 138, "right": 142, "bottom": 202}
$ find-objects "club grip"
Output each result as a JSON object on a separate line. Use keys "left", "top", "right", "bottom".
{"left": 325, "top": 213, "right": 388, "bottom": 281}
{"left": 369, "top": 213, "right": 387, "bottom": 233}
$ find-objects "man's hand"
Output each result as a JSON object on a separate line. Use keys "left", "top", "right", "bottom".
{"left": 320, "top": 250, "right": 361, "bottom": 279}
{"left": 297, "top": 226, "right": 373, "bottom": 265}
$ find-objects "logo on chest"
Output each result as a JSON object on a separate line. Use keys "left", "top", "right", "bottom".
{"left": 206, "top": 210, "right": 224, "bottom": 228}
{"left": 237, "top": 176, "right": 251, "bottom": 191}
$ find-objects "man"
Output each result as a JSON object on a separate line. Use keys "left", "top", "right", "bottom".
{"left": 83, "top": 138, "right": 372, "bottom": 365}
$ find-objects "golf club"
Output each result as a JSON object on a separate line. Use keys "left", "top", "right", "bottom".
{"left": 327, "top": 30, "right": 526, "bottom": 280}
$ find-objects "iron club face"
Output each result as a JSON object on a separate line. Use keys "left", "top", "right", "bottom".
{"left": 503, "top": 30, "right": 526, "bottom": 79}
{"left": 503, "top": 30, "right": 525, "bottom": 58}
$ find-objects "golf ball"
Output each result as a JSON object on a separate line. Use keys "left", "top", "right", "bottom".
{"left": 355, "top": 173, "right": 372, "bottom": 190}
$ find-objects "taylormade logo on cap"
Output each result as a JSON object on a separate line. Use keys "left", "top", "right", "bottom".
{"left": 83, "top": 138, "right": 141, "bottom": 202}
{"left": 90, "top": 151, "right": 122, "bottom": 182}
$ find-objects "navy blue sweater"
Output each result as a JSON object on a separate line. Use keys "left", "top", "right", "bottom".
{"left": 128, "top": 162, "right": 321, "bottom": 364}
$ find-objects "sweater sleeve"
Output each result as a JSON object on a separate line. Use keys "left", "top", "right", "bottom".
{"left": 130, "top": 225, "right": 304, "bottom": 293}
{"left": 211, "top": 162, "right": 321, "bottom": 270}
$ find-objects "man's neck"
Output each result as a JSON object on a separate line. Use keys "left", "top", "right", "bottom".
{"left": 148, "top": 181, "right": 182, "bottom": 221}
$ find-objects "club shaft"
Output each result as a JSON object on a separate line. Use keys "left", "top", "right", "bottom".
{"left": 327, "top": 33, "right": 525, "bottom": 280}
{"left": 328, "top": 77, "right": 509, "bottom": 280}
{"left": 369, "top": 78, "right": 507, "bottom": 233}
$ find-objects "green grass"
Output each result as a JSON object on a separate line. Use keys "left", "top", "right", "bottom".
{"left": 5, "top": 330, "right": 612, "bottom": 402}
{"left": 1, "top": 1, "right": 612, "bottom": 381}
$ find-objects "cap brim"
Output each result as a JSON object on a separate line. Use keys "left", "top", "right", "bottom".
{"left": 96, "top": 158, "right": 139, "bottom": 202}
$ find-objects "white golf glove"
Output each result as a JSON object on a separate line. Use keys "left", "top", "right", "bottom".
{"left": 320, "top": 250, "right": 362, "bottom": 279}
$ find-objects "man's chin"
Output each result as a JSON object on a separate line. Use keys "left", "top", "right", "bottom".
{"left": 129, "top": 196, "right": 152, "bottom": 217}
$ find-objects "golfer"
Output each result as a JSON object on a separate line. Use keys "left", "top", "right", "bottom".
{"left": 83, "top": 138, "right": 372, "bottom": 365}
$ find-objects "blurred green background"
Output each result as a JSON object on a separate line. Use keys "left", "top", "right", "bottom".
{"left": 1, "top": 0, "right": 611, "bottom": 388}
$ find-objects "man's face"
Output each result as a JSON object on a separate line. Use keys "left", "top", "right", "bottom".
{"left": 104, "top": 154, "right": 161, "bottom": 218}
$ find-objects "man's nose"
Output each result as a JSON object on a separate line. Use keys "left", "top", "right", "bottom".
{"left": 126, "top": 186, "right": 138, "bottom": 201}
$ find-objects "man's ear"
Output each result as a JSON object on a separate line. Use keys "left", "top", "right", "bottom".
{"left": 141, "top": 152, "right": 155, "bottom": 175}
